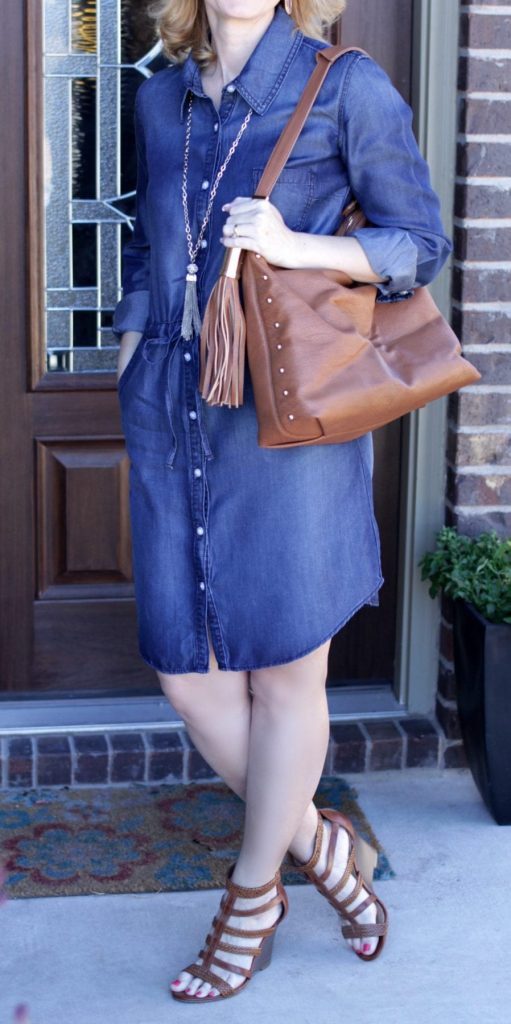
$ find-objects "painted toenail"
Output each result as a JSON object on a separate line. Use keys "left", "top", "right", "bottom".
{"left": 363, "top": 943, "right": 371, "bottom": 952}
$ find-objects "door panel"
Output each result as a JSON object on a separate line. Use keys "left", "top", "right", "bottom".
{"left": 0, "top": 0, "right": 413, "bottom": 696}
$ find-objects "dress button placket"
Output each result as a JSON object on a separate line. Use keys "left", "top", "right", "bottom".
{"left": 182, "top": 336, "right": 211, "bottom": 670}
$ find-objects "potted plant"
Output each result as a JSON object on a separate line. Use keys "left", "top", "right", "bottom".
{"left": 419, "top": 526, "right": 511, "bottom": 825}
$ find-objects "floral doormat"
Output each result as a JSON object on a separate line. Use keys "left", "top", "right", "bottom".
{"left": 0, "top": 777, "right": 394, "bottom": 899}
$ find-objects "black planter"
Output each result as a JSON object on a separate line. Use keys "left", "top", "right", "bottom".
{"left": 452, "top": 597, "right": 511, "bottom": 825}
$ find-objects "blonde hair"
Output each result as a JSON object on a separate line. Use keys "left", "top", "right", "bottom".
{"left": 146, "top": 1, "right": 347, "bottom": 68}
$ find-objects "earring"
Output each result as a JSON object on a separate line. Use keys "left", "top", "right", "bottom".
{"left": 284, "top": 0, "right": 293, "bottom": 14}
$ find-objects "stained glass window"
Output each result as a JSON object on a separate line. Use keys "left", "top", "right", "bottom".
{"left": 43, "top": 0, "right": 169, "bottom": 373}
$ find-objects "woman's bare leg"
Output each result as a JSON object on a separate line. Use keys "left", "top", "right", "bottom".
{"left": 157, "top": 626, "right": 319, "bottom": 862}
{"left": 159, "top": 632, "right": 377, "bottom": 1000}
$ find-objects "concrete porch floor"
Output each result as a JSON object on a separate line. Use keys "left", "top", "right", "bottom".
{"left": 1, "top": 766, "right": 508, "bottom": 1024}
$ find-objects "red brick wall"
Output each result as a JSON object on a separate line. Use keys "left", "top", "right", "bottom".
{"left": 437, "top": 0, "right": 511, "bottom": 750}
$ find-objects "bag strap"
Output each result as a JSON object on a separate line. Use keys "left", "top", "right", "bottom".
{"left": 253, "top": 44, "right": 369, "bottom": 199}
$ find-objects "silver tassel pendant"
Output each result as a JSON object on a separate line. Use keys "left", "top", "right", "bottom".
{"left": 181, "top": 262, "right": 202, "bottom": 341}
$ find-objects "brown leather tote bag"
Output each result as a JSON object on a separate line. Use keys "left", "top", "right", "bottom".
{"left": 199, "top": 44, "right": 480, "bottom": 448}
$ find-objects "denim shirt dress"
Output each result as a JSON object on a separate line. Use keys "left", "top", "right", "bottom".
{"left": 112, "top": 5, "right": 452, "bottom": 675}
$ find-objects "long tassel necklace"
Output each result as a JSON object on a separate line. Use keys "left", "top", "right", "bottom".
{"left": 180, "top": 92, "right": 253, "bottom": 341}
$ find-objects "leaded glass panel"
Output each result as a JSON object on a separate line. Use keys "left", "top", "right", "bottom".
{"left": 43, "top": 0, "right": 169, "bottom": 374}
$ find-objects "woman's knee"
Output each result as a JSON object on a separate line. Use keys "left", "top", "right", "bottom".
{"left": 156, "top": 669, "right": 201, "bottom": 719}
{"left": 249, "top": 640, "right": 331, "bottom": 708}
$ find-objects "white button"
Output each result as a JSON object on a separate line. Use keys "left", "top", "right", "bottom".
{"left": 194, "top": 468, "right": 202, "bottom": 478}
{"left": 214, "top": 122, "right": 219, "bottom": 131}
{"left": 189, "top": 410, "right": 197, "bottom": 420}
{"left": 183, "top": 351, "right": 191, "bottom": 361}
{"left": 196, "top": 526, "right": 204, "bottom": 536}
{"left": 199, "top": 581, "right": 206, "bottom": 590}
{"left": 200, "top": 238, "right": 208, "bottom": 248}
{"left": 201, "top": 179, "right": 209, "bottom": 189}
{"left": 226, "top": 83, "right": 235, "bottom": 93}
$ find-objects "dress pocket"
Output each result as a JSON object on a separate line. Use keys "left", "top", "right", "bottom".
{"left": 117, "top": 334, "right": 145, "bottom": 394}
{"left": 251, "top": 167, "right": 315, "bottom": 232}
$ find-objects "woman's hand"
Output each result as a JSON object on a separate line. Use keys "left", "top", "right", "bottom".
{"left": 220, "top": 196, "right": 386, "bottom": 283}
{"left": 220, "top": 196, "right": 299, "bottom": 269}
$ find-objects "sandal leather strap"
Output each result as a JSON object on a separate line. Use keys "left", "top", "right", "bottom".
{"left": 341, "top": 920, "right": 388, "bottom": 939}
{"left": 214, "top": 940, "right": 263, "bottom": 957}
{"left": 289, "top": 808, "right": 389, "bottom": 958}
{"left": 221, "top": 892, "right": 283, "bottom": 916}
{"left": 350, "top": 892, "right": 378, "bottom": 916}
{"left": 181, "top": 961, "right": 236, "bottom": 997}
{"left": 289, "top": 808, "right": 324, "bottom": 873}
{"left": 221, "top": 921, "right": 280, "bottom": 939}
{"left": 210, "top": 955, "right": 253, "bottom": 978}
{"left": 322, "top": 847, "right": 356, "bottom": 896}
{"left": 330, "top": 867, "right": 365, "bottom": 911}
{"left": 192, "top": 863, "right": 287, "bottom": 987}
{"left": 225, "top": 866, "right": 281, "bottom": 898}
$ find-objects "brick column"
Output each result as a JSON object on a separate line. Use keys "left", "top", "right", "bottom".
{"left": 437, "top": 0, "right": 511, "bottom": 757}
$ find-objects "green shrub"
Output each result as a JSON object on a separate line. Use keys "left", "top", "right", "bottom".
{"left": 419, "top": 526, "right": 511, "bottom": 625}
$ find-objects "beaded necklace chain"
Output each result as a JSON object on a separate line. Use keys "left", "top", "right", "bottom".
{"left": 180, "top": 91, "right": 253, "bottom": 340}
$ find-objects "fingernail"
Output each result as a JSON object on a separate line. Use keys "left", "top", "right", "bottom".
{"left": 363, "top": 943, "right": 371, "bottom": 952}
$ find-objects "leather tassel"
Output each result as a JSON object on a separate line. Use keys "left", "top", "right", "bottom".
{"left": 199, "top": 246, "right": 246, "bottom": 407}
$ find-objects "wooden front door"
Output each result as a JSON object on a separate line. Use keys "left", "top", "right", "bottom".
{"left": 0, "top": 0, "right": 413, "bottom": 697}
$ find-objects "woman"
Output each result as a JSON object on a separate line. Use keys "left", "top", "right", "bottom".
{"left": 113, "top": 0, "right": 452, "bottom": 1003}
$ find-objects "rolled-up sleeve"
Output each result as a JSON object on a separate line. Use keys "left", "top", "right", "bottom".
{"left": 112, "top": 85, "right": 151, "bottom": 340}
{"left": 338, "top": 54, "right": 453, "bottom": 297}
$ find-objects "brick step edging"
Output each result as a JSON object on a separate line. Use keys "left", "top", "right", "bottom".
{"left": 0, "top": 716, "right": 466, "bottom": 789}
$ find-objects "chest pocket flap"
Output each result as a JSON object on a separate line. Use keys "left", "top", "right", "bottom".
{"left": 251, "top": 167, "right": 315, "bottom": 233}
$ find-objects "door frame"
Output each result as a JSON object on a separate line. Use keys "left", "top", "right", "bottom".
{"left": 394, "top": 0, "right": 459, "bottom": 714}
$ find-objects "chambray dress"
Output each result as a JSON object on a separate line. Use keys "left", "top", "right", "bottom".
{"left": 112, "top": 5, "right": 452, "bottom": 674}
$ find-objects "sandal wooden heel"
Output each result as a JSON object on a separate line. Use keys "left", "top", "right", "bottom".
{"left": 170, "top": 862, "right": 288, "bottom": 1002}
{"left": 353, "top": 829, "right": 379, "bottom": 886}
{"left": 288, "top": 806, "right": 388, "bottom": 961}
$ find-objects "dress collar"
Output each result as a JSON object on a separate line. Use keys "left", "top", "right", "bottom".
{"left": 178, "top": 5, "right": 303, "bottom": 121}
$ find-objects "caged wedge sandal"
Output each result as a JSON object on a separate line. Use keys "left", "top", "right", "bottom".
{"left": 170, "top": 861, "right": 289, "bottom": 1003}
{"left": 288, "top": 807, "right": 388, "bottom": 961}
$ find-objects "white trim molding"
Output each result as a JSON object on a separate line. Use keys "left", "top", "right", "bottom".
{"left": 394, "top": 0, "right": 460, "bottom": 714}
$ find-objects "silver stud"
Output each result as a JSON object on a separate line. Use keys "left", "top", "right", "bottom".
{"left": 279, "top": 367, "right": 285, "bottom": 373}
{"left": 276, "top": 343, "right": 282, "bottom": 349}
{"left": 288, "top": 414, "right": 295, "bottom": 420}
{"left": 274, "top": 322, "right": 280, "bottom": 328}
{"left": 255, "top": 253, "right": 261, "bottom": 259}
{"left": 266, "top": 297, "right": 272, "bottom": 303}
{"left": 262, "top": 274, "right": 268, "bottom": 280}
{"left": 282, "top": 389, "right": 289, "bottom": 396}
